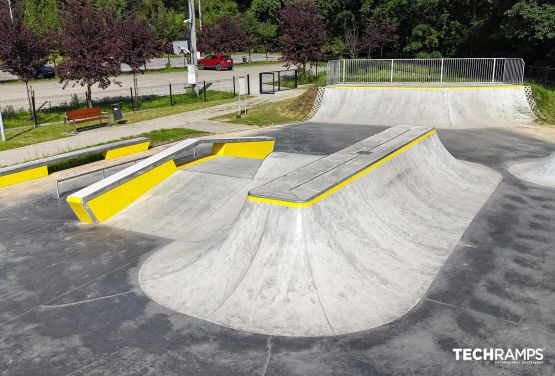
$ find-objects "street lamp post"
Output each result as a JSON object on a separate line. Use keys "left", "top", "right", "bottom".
{"left": 7, "top": 0, "right": 14, "bottom": 22}
{"left": 187, "top": 0, "right": 197, "bottom": 66}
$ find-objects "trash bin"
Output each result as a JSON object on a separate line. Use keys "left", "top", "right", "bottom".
{"left": 111, "top": 103, "right": 123, "bottom": 123}
{"left": 242, "top": 56, "right": 247, "bottom": 63}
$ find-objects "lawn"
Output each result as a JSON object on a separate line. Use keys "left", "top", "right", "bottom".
{"left": 0, "top": 94, "right": 234, "bottom": 152}
{"left": 528, "top": 82, "right": 555, "bottom": 125}
{"left": 212, "top": 86, "right": 318, "bottom": 126}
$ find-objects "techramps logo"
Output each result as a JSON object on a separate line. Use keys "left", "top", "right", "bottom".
{"left": 453, "top": 348, "right": 544, "bottom": 366}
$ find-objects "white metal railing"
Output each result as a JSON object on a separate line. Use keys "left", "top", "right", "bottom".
{"left": 326, "top": 58, "right": 525, "bottom": 85}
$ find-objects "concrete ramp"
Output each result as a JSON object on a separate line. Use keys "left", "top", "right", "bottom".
{"left": 138, "top": 126, "right": 502, "bottom": 336}
{"left": 310, "top": 85, "right": 535, "bottom": 128}
{"left": 509, "top": 152, "right": 555, "bottom": 188}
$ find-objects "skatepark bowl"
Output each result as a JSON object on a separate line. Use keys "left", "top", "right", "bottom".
{"left": 1, "top": 75, "right": 554, "bottom": 374}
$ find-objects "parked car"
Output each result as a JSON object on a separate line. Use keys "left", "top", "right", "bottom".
{"left": 197, "top": 54, "right": 234, "bottom": 71}
{"left": 37, "top": 65, "right": 55, "bottom": 79}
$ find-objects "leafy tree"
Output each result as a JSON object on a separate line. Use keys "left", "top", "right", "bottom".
{"left": 322, "top": 36, "right": 345, "bottom": 59}
{"left": 279, "top": 0, "right": 325, "bottom": 74}
{"left": 91, "top": 0, "right": 130, "bottom": 17}
{"left": 250, "top": 0, "right": 292, "bottom": 24}
{"left": 199, "top": 0, "right": 239, "bottom": 25}
{"left": 22, "top": 0, "right": 60, "bottom": 34}
{"left": 150, "top": 5, "right": 185, "bottom": 66}
{"left": 57, "top": 0, "right": 123, "bottom": 107}
{"left": 364, "top": 19, "right": 399, "bottom": 58}
{"left": 197, "top": 15, "right": 249, "bottom": 54}
{"left": 243, "top": 10, "right": 278, "bottom": 60}
{"left": 0, "top": 2, "right": 51, "bottom": 120}
{"left": 120, "top": 14, "right": 161, "bottom": 107}
{"left": 344, "top": 27, "right": 362, "bottom": 58}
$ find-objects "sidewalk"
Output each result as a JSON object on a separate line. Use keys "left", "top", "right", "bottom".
{"left": 0, "top": 88, "right": 304, "bottom": 166}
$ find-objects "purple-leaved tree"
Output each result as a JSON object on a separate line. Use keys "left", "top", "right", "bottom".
{"left": 197, "top": 16, "right": 250, "bottom": 54}
{"left": 279, "top": 0, "right": 325, "bottom": 75}
{"left": 0, "top": 3, "right": 51, "bottom": 121}
{"left": 57, "top": 0, "right": 123, "bottom": 107}
{"left": 120, "top": 14, "right": 162, "bottom": 108}
{"left": 364, "top": 19, "right": 399, "bottom": 58}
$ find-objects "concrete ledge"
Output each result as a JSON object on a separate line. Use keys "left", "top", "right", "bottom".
{"left": 67, "top": 136, "right": 275, "bottom": 223}
{"left": 0, "top": 137, "right": 150, "bottom": 188}
{"left": 248, "top": 126, "right": 434, "bottom": 207}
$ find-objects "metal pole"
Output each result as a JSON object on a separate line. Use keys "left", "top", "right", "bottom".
{"left": 390, "top": 59, "right": 394, "bottom": 83}
{"left": 130, "top": 87, "right": 134, "bottom": 112}
{"left": 440, "top": 58, "right": 444, "bottom": 83}
{"left": 492, "top": 58, "right": 497, "bottom": 83}
{"left": 233, "top": 76, "right": 236, "bottom": 97}
{"left": 187, "top": 0, "right": 197, "bottom": 66}
{"left": 247, "top": 74, "right": 250, "bottom": 95}
{"left": 169, "top": 84, "right": 173, "bottom": 106}
{"left": 7, "top": 0, "right": 13, "bottom": 23}
{"left": 197, "top": 0, "right": 202, "bottom": 31}
{"left": 0, "top": 106, "right": 5, "bottom": 142}
{"left": 203, "top": 81, "right": 207, "bottom": 102}
{"left": 31, "top": 90, "right": 38, "bottom": 127}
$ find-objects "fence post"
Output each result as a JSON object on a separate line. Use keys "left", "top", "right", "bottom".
{"left": 31, "top": 90, "right": 38, "bottom": 127}
{"left": 278, "top": 71, "right": 281, "bottom": 91}
{"left": 233, "top": 76, "right": 236, "bottom": 97}
{"left": 0, "top": 107, "right": 5, "bottom": 142}
{"left": 492, "top": 58, "right": 497, "bottom": 83}
{"left": 390, "top": 59, "right": 394, "bottom": 83}
{"left": 203, "top": 81, "right": 207, "bottom": 102}
{"left": 342, "top": 60, "right": 345, "bottom": 83}
{"left": 169, "top": 84, "right": 173, "bottom": 106}
{"left": 294, "top": 70, "right": 298, "bottom": 88}
{"left": 247, "top": 74, "right": 251, "bottom": 95}
{"left": 440, "top": 58, "right": 444, "bottom": 83}
{"left": 259, "top": 73, "right": 263, "bottom": 94}
{"left": 130, "top": 87, "right": 135, "bottom": 112}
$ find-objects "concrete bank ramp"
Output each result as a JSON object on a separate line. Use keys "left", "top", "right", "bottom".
{"left": 509, "top": 152, "right": 555, "bottom": 188}
{"left": 139, "top": 126, "right": 502, "bottom": 336}
{"left": 310, "top": 85, "right": 535, "bottom": 128}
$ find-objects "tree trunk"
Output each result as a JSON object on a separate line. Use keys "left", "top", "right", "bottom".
{"left": 87, "top": 85, "right": 92, "bottom": 108}
{"left": 133, "top": 73, "right": 140, "bottom": 109}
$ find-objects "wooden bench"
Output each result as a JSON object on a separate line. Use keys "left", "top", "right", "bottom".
{"left": 64, "top": 107, "right": 110, "bottom": 133}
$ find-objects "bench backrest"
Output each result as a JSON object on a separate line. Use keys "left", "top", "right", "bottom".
{"left": 66, "top": 107, "right": 102, "bottom": 120}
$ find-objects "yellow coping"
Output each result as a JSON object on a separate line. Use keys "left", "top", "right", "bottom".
{"left": 68, "top": 160, "right": 177, "bottom": 223}
{"left": 102, "top": 141, "right": 150, "bottom": 160}
{"left": 211, "top": 140, "right": 274, "bottom": 159}
{"left": 247, "top": 129, "right": 436, "bottom": 208}
{"left": 328, "top": 85, "right": 524, "bottom": 91}
{"left": 0, "top": 165, "right": 49, "bottom": 188}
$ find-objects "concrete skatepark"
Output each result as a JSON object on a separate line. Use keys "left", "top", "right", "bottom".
{"left": 1, "top": 68, "right": 554, "bottom": 374}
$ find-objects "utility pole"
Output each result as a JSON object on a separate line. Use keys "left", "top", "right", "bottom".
{"left": 198, "top": 0, "right": 202, "bottom": 31}
{"left": 187, "top": 0, "right": 197, "bottom": 66}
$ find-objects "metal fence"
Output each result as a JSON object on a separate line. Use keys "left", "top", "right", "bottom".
{"left": 259, "top": 69, "right": 298, "bottom": 94}
{"left": 327, "top": 58, "right": 525, "bottom": 85}
{"left": 524, "top": 66, "right": 555, "bottom": 88}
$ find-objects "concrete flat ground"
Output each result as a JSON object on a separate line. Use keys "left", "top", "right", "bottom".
{"left": 0, "top": 122, "right": 554, "bottom": 375}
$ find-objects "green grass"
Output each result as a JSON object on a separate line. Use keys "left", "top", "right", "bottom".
{"left": 2, "top": 90, "right": 234, "bottom": 129}
{"left": 528, "top": 82, "right": 555, "bottom": 125}
{"left": 0, "top": 93, "right": 235, "bottom": 152}
{"left": 212, "top": 87, "right": 317, "bottom": 126}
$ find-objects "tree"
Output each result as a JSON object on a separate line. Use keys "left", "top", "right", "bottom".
{"left": 364, "top": 19, "right": 399, "bottom": 58}
{"left": 22, "top": 0, "right": 60, "bottom": 34}
{"left": 250, "top": 0, "right": 292, "bottom": 24}
{"left": 57, "top": 0, "right": 123, "bottom": 107}
{"left": 279, "top": 0, "right": 325, "bottom": 74}
{"left": 0, "top": 2, "right": 51, "bottom": 121}
{"left": 243, "top": 10, "right": 278, "bottom": 61}
{"left": 120, "top": 14, "right": 161, "bottom": 108}
{"left": 344, "top": 27, "right": 362, "bottom": 58}
{"left": 150, "top": 5, "right": 185, "bottom": 66}
{"left": 197, "top": 16, "right": 249, "bottom": 54}
{"left": 199, "top": 0, "right": 239, "bottom": 25}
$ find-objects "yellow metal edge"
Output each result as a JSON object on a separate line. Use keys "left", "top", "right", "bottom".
{"left": 102, "top": 141, "right": 150, "bottom": 160}
{"left": 247, "top": 129, "right": 437, "bottom": 208}
{"left": 66, "top": 196, "right": 94, "bottom": 224}
{"left": 0, "top": 165, "right": 49, "bottom": 188}
{"left": 328, "top": 85, "right": 524, "bottom": 91}
{"left": 211, "top": 140, "right": 275, "bottom": 159}
{"left": 83, "top": 160, "right": 177, "bottom": 223}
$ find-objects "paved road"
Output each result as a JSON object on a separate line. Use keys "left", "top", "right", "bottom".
{"left": 0, "top": 62, "right": 287, "bottom": 109}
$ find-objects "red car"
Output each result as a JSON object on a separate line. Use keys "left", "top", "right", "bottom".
{"left": 197, "top": 54, "right": 234, "bottom": 71}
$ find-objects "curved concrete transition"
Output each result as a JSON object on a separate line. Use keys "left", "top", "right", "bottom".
{"left": 310, "top": 85, "right": 535, "bottom": 128}
{"left": 138, "top": 126, "right": 502, "bottom": 336}
{"left": 509, "top": 152, "right": 555, "bottom": 188}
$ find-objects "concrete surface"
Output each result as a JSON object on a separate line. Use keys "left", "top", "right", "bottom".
{"left": 509, "top": 151, "right": 555, "bottom": 188}
{"left": 137, "top": 130, "right": 501, "bottom": 336}
{"left": 0, "top": 124, "right": 554, "bottom": 374}
{"left": 311, "top": 86, "right": 535, "bottom": 128}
